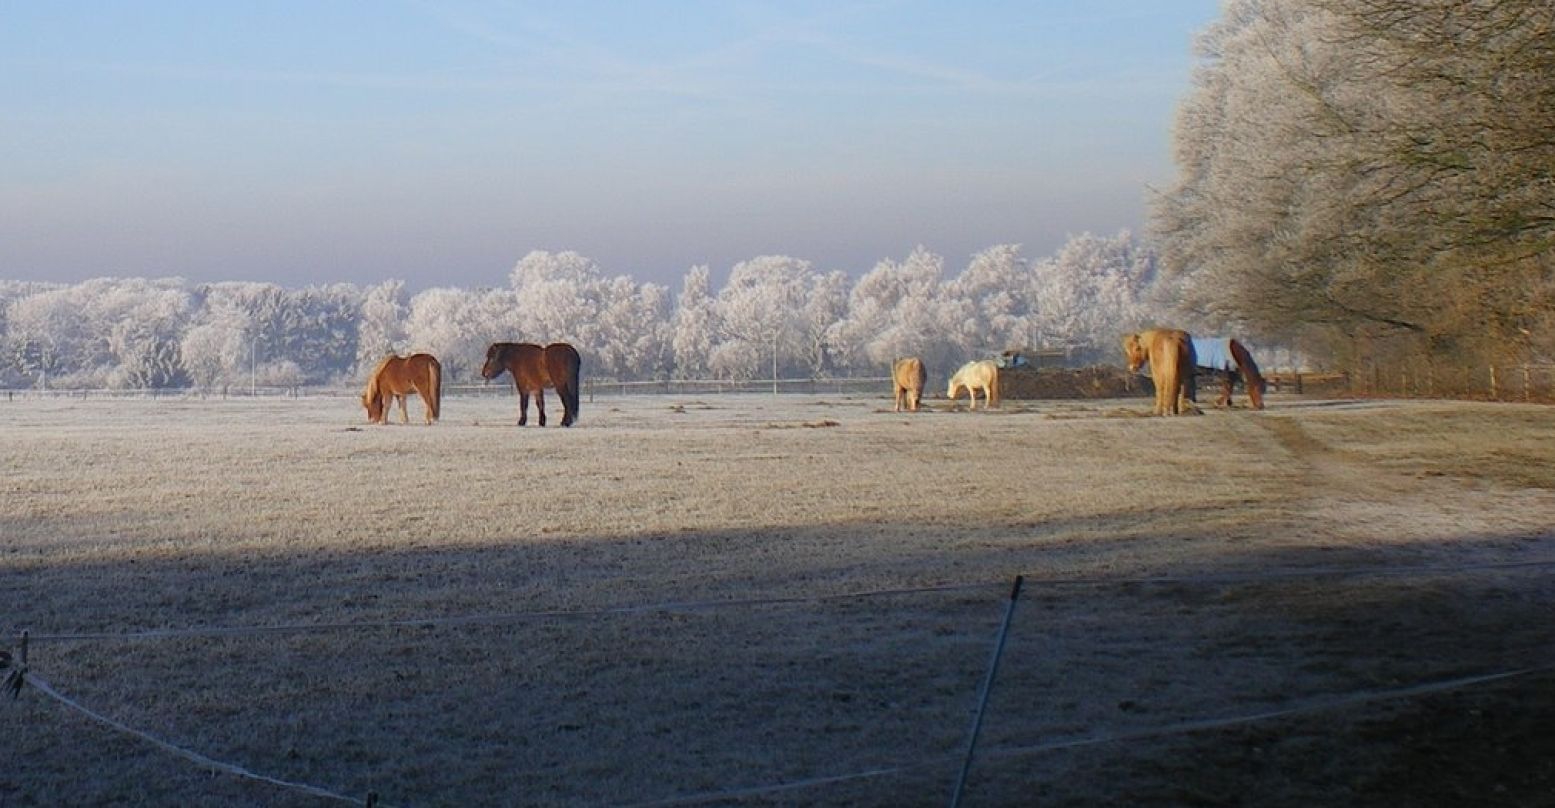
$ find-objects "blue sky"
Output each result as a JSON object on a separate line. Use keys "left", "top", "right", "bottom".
{"left": 0, "top": 1, "right": 1221, "bottom": 290}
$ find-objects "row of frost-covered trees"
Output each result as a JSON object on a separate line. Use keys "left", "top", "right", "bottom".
{"left": 0, "top": 233, "right": 1167, "bottom": 390}
{"left": 1154, "top": 0, "right": 1555, "bottom": 372}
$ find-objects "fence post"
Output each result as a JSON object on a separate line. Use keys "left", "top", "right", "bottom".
{"left": 5, "top": 630, "right": 27, "bottom": 699}
{"left": 949, "top": 576, "right": 1024, "bottom": 808}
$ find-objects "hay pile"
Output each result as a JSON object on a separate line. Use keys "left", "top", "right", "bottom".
{"left": 999, "top": 365, "right": 1148, "bottom": 399}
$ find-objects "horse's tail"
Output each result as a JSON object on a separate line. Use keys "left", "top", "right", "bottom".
{"left": 1229, "top": 339, "right": 1265, "bottom": 409}
{"left": 989, "top": 366, "right": 1000, "bottom": 407}
{"left": 561, "top": 348, "right": 581, "bottom": 425}
{"left": 1182, "top": 336, "right": 1198, "bottom": 404}
{"left": 426, "top": 356, "right": 442, "bottom": 422}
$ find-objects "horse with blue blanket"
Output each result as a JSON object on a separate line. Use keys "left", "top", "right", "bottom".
{"left": 1192, "top": 337, "right": 1266, "bottom": 410}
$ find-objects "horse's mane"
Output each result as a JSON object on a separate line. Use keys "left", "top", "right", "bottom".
{"left": 363, "top": 354, "right": 396, "bottom": 401}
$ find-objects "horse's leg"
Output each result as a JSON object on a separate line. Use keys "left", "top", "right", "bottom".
{"left": 554, "top": 380, "right": 576, "bottom": 427}
{"left": 397, "top": 393, "right": 409, "bottom": 424}
{"left": 1219, "top": 373, "right": 1234, "bottom": 408}
{"left": 517, "top": 390, "right": 530, "bottom": 426}
{"left": 535, "top": 390, "right": 547, "bottom": 427}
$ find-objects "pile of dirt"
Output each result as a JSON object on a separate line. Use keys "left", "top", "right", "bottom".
{"left": 999, "top": 365, "right": 1148, "bottom": 399}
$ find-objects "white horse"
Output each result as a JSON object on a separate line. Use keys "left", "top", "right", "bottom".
{"left": 947, "top": 360, "right": 999, "bottom": 410}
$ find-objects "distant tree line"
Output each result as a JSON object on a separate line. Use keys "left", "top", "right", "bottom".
{"left": 0, "top": 232, "right": 1169, "bottom": 390}
{"left": 1153, "top": 0, "right": 1555, "bottom": 373}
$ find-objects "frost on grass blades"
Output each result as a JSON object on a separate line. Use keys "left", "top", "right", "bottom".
{"left": 2, "top": 393, "right": 1553, "bottom": 806}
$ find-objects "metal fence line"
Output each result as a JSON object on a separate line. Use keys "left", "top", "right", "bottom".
{"left": 22, "top": 673, "right": 382, "bottom": 807}
{"left": 5, "top": 363, "right": 1553, "bottom": 401}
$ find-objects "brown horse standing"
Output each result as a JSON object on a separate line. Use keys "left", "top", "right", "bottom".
{"left": 481, "top": 342, "right": 582, "bottom": 427}
{"left": 362, "top": 353, "right": 442, "bottom": 425}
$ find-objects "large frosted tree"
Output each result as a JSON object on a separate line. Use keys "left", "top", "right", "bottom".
{"left": 355, "top": 280, "right": 409, "bottom": 375}
{"left": 831, "top": 246, "right": 955, "bottom": 375}
{"left": 798, "top": 270, "right": 850, "bottom": 378}
{"left": 1154, "top": 0, "right": 1555, "bottom": 367}
{"left": 594, "top": 277, "right": 672, "bottom": 380}
{"left": 711, "top": 256, "right": 814, "bottom": 381}
{"left": 944, "top": 244, "right": 1032, "bottom": 355}
{"left": 1030, "top": 231, "right": 1160, "bottom": 363}
{"left": 671, "top": 265, "right": 717, "bottom": 380}
{"left": 405, "top": 287, "right": 492, "bottom": 381}
{"left": 509, "top": 250, "right": 604, "bottom": 350}
{"left": 180, "top": 301, "right": 251, "bottom": 391}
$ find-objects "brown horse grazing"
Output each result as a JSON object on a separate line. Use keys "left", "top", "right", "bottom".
{"left": 362, "top": 353, "right": 442, "bottom": 425}
{"left": 481, "top": 342, "right": 582, "bottom": 427}
{"left": 892, "top": 357, "right": 926, "bottom": 412}
{"left": 1122, "top": 329, "right": 1197, "bottom": 416}
{"left": 1192, "top": 337, "right": 1267, "bottom": 410}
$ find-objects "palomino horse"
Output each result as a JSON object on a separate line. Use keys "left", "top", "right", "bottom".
{"left": 892, "top": 357, "right": 926, "bottom": 412}
{"left": 1192, "top": 337, "right": 1267, "bottom": 410}
{"left": 480, "top": 342, "right": 582, "bottom": 427}
{"left": 362, "top": 353, "right": 442, "bottom": 425}
{"left": 947, "top": 360, "right": 999, "bottom": 410}
{"left": 1122, "top": 329, "right": 1196, "bottom": 416}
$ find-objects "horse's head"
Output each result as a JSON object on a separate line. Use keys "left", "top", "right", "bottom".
{"left": 480, "top": 343, "right": 507, "bottom": 380}
{"left": 361, "top": 391, "right": 383, "bottom": 423}
{"left": 1122, "top": 333, "right": 1146, "bottom": 372}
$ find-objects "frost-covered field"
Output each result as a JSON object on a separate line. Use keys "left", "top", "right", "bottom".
{"left": 3, "top": 391, "right": 1554, "bottom": 806}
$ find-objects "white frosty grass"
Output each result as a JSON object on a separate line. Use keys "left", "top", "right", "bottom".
{"left": 2, "top": 392, "right": 1554, "bottom": 806}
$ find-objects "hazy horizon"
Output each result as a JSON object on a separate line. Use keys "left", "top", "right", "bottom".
{"left": 1, "top": 1, "right": 1220, "bottom": 291}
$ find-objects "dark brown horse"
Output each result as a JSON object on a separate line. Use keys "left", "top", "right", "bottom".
{"left": 480, "top": 342, "right": 582, "bottom": 427}
{"left": 362, "top": 353, "right": 442, "bottom": 425}
{"left": 1191, "top": 337, "right": 1267, "bottom": 410}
